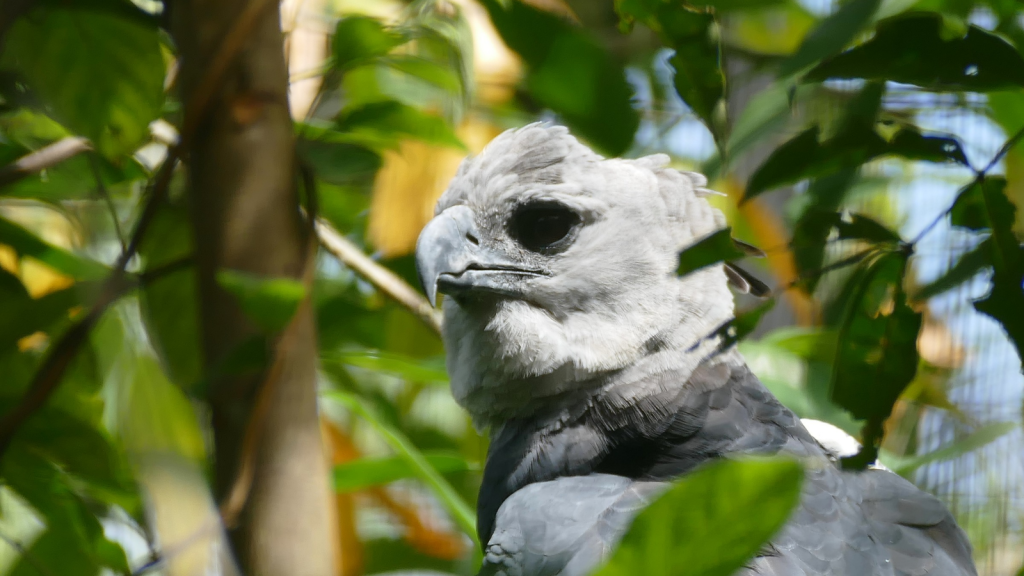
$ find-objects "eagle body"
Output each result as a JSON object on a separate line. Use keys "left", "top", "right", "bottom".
{"left": 414, "top": 124, "right": 977, "bottom": 576}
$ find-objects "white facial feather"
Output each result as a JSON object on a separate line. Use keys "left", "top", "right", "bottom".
{"left": 434, "top": 123, "right": 736, "bottom": 426}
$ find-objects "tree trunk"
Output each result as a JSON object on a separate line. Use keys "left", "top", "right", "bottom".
{"left": 170, "top": 1, "right": 337, "bottom": 574}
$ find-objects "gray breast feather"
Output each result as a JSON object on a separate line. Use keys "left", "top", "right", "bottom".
{"left": 480, "top": 474, "right": 665, "bottom": 576}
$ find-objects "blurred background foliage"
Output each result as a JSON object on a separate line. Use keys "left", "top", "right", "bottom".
{"left": 0, "top": 0, "right": 1022, "bottom": 574}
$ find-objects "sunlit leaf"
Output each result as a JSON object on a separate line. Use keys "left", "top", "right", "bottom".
{"left": 216, "top": 270, "right": 307, "bottom": 334}
{"left": 677, "top": 228, "right": 747, "bottom": 277}
{"left": 0, "top": 284, "right": 80, "bottom": 352}
{"left": 381, "top": 55, "right": 462, "bottom": 93}
{"left": 807, "top": 13, "right": 1024, "bottom": 91}
{"left": 1, "top": 5, "right": 165, "bottom": 158}
{"left": 594, "top": 458, "right": 803, "bottom": 576}
{"left": 0, "top": 216, "right": 108, "bottom": 280}
{"left": 333, "top": 452, "right": 474, "bottom": 492}
{"left": 778, "top": 0, "right": 881, "bottom": 77}
{"left": 481, "top": 0, "right": 638, "bottom": 156}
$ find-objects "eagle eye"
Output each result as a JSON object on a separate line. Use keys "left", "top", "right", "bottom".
{"left": 509, "top": 202, "right": 580, "bottom": 253}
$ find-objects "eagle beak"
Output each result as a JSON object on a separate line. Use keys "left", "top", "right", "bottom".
{"left": 415, "top": 205, "right": 541, "bottom": 306}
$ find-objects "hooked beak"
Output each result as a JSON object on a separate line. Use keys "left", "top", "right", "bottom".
{"left": 415, "top": 205, "right": 544, "bottom": 306}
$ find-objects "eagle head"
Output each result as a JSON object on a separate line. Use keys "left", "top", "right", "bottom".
{"left": 415, "top": 123, "right": 736, "bottom": 425}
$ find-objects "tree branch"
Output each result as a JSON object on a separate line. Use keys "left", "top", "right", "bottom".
{"left": 0, "top": 136, "right": 91, "bottom": 187}
{"left": 0, "top": 0, "right": 272, "bottom": 460}
{"left": 315, "top": 219, "right": 442, "bottom": 336}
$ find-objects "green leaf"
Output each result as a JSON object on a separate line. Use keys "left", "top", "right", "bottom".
{"left": 216, "top": 270, "right": 307, "bottom": 334}
{"left": 947, "top": 177, "right": 1024, "bottom": 361}
{"left": 888, "top": 128, "right": 968, "bottom": 165}
{"left": 807, "top": 13, "right": 1024, "bottom": 91}
{"left": 333, "top": 452, "right": 474, "bottom": 492}
{"left": 677, "top": 228, "right": 747, "bottom": 277}
{"left": 481, "top": 0, "right": 638, "bottom": 156}
{"left": 913, "top": 239, "right": 991, "bottom": 301}
{"left": 830, "top": 251, "right": 921, "bottom": 467}
{"left": 710, "top": 299, "right": 775, "bottom": 352}
{"left": 297, "top": 131, "right": 381, "bottom": 186}
{"left": 0, "top": 284, "right": 80, "bottom": 352}
{"left": 949, "top": 180, "right": 988, "bottom": 231}
{"left": 835, "top": 213, "right": 902, "bottom": 243}
{"left": 778, "top": 0, "right": 881, "bottom": 78}
{"left": 624, "top": 3, "right": 725, "bottom": 142}
{"left": 0, "top": 216, "right": 108, "bottom": 280}
{"left": 138, "top": 203, "right": 202, "bottom": 388}
{"left": 324, "top": 390, "right": 478, "bottom": 547}
{"left": 327, "top": 350, "right": 449, "bottom": 384}
{"left": 337, "top": 101, "right": 465, "bottom": 150}
{"left": 333, "top": 16, "right": 406, "bottom": 70}
{"left": 746, "top": 124, "right": 887, "bottom": 200}
{"left": 1, "top": 5, "right": 165, "bottom": 158}
{"left": 887, "top": 421, "right": 1017, "bottom": 476}
{"left": 2, "top": 448, "right": 131, "bottom": 576}
{"left": 381, "top": 55, "right": 462, "bottom": 93}
{"left": 594, "top": 458, "right": 803, "bottom": 576}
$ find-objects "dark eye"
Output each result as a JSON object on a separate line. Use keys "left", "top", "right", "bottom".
{"left": 509, "top": 202, "right": 581, "bottom": 253}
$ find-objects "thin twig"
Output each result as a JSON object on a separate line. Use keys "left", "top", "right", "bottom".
{"left": 0, "top": 0, "right": 275, "bottom": 460}
{"left": 911, "top": 124, "right": 1024, "bottom": 246}
{"left": 980, "top": 123, "right": 1024, "bottom": 176}
{"left": 0, "top": 136, "right": 91, "bottom": 187}
{"left": 88, "top": 153, "right": 127, "bottom": 251}
{"left": 316, "top": 219, "right": 442, "bottom": 335}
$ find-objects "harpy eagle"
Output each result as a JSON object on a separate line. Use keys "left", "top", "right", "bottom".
{"left": 414, "top": 124, "right": 976, "bottom": 576}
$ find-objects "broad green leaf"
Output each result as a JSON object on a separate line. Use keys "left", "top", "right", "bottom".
{"left": 328, "top": 350, "right": 449, "bottom": 384}
{"left": 0, "top": 216, "right": 108, "bottom": 280}
{"left": 950, "top": 180, "right": 989, "bottom": 231}
{"left": 619, "top": 1, "right": 725, "bottom": 142}
{"left": 324, "top": 390, "right": 478, "bottom": 546}
{"left": 2, "top": 6, "right": 165, "bottom": 158}
{"left": 333, "top": 16, "right": 406, "bottom": 70}
{"left": 216, "top": 270, "right": 307, "bottom": 334}
{"left": 677, "top": 228, "right": 747, "bottom": 277}
{"left": 913, "top": 239, "right": 991, "bottom": 301}
{"left": 381, "top": 55, "right": 462, "bottom": 93}
{"left": 333, "top": 452, "right": 474, "bottom": 492}
{"left": 885, "top": 421, "right": 1017, "bottom": 476}
{"left": 807, "top": 13, "right": 1024, "bottom": 91}
{"left": 685, "top": 0, "right": 787, "bottom": 9}
{"left": 594, "top": 458, "right": 803, "bottom": 576}
{"left": 778, "top": 0, "right": 881, "bottom": 78}
{"left": 968, "top": 179, "right": 1024, "bottom": 361}
{"left": 835, "top": 213, "right": 902, "bottom": 243}
{"left": 337, "top": 101, "right": 465, "bottom": 150}
{"left": 746, "top": 125, "right": 886, "bottom": 200}
{"left": 0, "top": 284, "right": 80, "bottom": 352}
{"left": 888, "top": 129, "right": 968, "bottom": 165}
{"left": 298, "top": 137, "right": 381, "bottom": 186}
{"left": 481, "top": 0, "right": 638, "bottom": 156}
{"left": 139, "top": 203, "right": 202, "bottom": 388}
{"left": 0, "top": 147, "right": 148, "bottom": 202}
{"left": 2, "top": 448, "right": 131, "bottom": 576}
{"left": 830, "top": 251, "right": 922, "bottom": 467}
{"left": 790, "top": 170, "right": 858, "bottom": 293}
